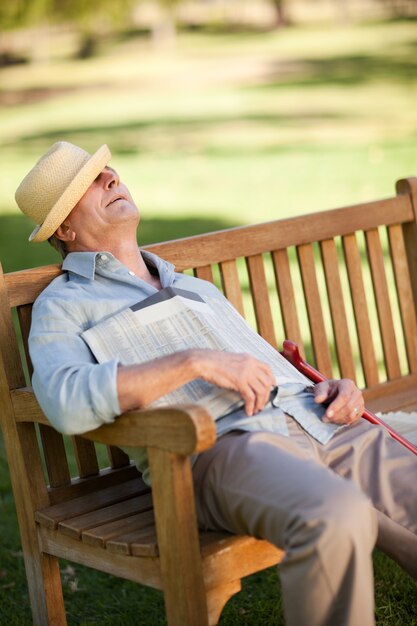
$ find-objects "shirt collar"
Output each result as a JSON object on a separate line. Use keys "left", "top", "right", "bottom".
{"left": 62, "top": 249, "right": 175, "bottom": 283}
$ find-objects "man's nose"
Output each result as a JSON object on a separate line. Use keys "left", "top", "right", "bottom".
{"left": 103, "top": 169, "right": 120, "bottom": 189}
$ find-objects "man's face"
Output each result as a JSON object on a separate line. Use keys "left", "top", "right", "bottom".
{"left": 58, "top": 166, "right": 139, "bottom": 246}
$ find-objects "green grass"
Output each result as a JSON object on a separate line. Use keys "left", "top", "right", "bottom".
{"left": 1, "top": 476, "right": 417, "bottom": 625}
{"left": 1, "top": 17, "right": 417, "bottom": 624}
{"left": 1, "top": 19, "right": 417, "bottom": 238}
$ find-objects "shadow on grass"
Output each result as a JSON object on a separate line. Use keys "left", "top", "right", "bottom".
{"left": 0, "top": 24, "right": 415, "bottom": 113}
{"left": 256, "top": 51, "right": 417, "bottom": 90}
{"left": 0, "top": 213, "right": 241, "bottom": 273}
{"left": 3, "top": 44, "right": 415, "bottom": 155}
{"left": 4, "top": 109, "right": 345, "bottom": 156}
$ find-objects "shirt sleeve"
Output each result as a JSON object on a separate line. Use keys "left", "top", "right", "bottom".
{"left": 29, "top": 294, "right": 122, "bottom": 435}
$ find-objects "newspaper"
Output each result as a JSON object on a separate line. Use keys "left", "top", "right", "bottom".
{"left": 81, "top": 287, "right": 310, "bottom": 419}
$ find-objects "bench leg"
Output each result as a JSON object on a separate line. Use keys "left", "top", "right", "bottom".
{"left": 24, "top": 549, "right": 66, "bottom": 626}
{"left": 148, "top": 447, "right": 209, "bottom": 626}
{"left": 206, "top": 580, "right": 242, "bottom": 626}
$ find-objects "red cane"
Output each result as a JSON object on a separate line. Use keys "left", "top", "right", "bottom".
{"left": 281, "top": 340, "right": 417, "bottom": 457}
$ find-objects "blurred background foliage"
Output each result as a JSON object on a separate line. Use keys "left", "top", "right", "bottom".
{"left": 1, "top": 1, "right": 416, "bottom": 275}
{"left": 1, "top": 0, "right": 416, "bottom": 54}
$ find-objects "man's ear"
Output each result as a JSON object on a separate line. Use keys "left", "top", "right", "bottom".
{"left": 55, "top": 222, "right": 76, "bottom": 242}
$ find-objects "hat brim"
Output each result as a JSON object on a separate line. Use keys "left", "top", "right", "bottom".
{"left": 29, "top": 144, "right": 112, "bottom": 243}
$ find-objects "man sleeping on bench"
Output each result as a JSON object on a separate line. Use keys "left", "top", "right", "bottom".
{"left": 15, "top": 141, "right": 417, "bottom": 626}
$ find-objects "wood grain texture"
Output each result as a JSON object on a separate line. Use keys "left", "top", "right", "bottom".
{"left": 58, "top": 492, "right": 153, "bottom": 539}
{"left": 148, "top": 447, "right": 209, "bottom": 626}
{"left": 145, "top": 195, "right": 413, "bottom": 271}
{"left": 38, "top": 525, "right": 163, "bottom": 589}
{"left": 36, "top": 478, "right": 149, "bottom": 529}
{"left": 0, "top": 267, "right": 59, "bottom": 626}
{"left": 365, "top": 228, "right": 401, "bottom": 380}
{"left": 297, "top": 244, "right": 333, "bottom": 376}
{"left": 320, "top": 239, "right": 356, "bottom": 381}
{"left": 342, "top": 233, "right": 380, "bottom": 387}
{"left": 219, "top": 259, "right": 245, "bottom": 317}
{"left": 246, "top": 254, "right": 277, "bottom": 348}
{"left": 106, "top": 445, "right": 131, "bottom": 468}
{"left": 11, "top": 388, "right": 216, "bottom": 455}
{"left": 397, "top": 179, "right": 417, "bottom": 313}
{"left": 387, "top": 224, "right": 417, "bottom": 373}
{"left": 47, "top": 465, "right": 142, "bottom": 506}
{"left": 363, "top": 373, "right": 417, "bottom": 413}
{"left": 194, "top": 265, "right": 215, "bottom": 283}
{"left": 5, "top": 264, "right": 62, "bottom": 308}
{"left": 272, "top": 248, "right": 304, "bottom": 354}
{"left": 72, "top": 436, "right": 100, "bottom": 479}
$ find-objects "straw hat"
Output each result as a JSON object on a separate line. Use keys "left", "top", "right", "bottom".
{"left": 15, "top": 141, "right": 112, "bottom": 242}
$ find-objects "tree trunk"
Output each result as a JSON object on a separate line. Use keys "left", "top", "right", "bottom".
{"left": 271, "top": 0, "right": 288, "bottom": 28}
{"left": 152, "top": 4, "right": 176, "bottom": 48}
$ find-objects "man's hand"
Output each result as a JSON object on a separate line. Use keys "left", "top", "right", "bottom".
{"left": 117, "top": 349, "right": 275, "bottom": 417}
{"left": 195, "top": 351, "right": 276, "bottom": 417}
{"left": 314, "top": 379, "right": 365, "bottom": 425}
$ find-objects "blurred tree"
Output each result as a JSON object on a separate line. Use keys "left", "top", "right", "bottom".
{"left": 50, "top": 0, "right": 137, "bottom": 58}
{"left": 270, "top": 0, "right": 289, "bottom": 27}
{"left": 334, "top": 0, "right": 352, "bottom": 22}
{"left": 151, "top": 0, "right": 182, "bottom": 46}
{"left": 378, "top": 0, "right": 417, "bottom": 17}
{"left": 0, "top": 0, "right": 51, "bottom": 65}
{"left": 0, "top": 0, "right": 137, "bottom": 60}
{"left": 0, "top": 0, "right": 50, "bottom": 31}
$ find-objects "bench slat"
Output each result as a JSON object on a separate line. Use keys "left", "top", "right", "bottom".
{"left": 365, "top": 228, "right": 401, "bottom": 380}
{"left": 59, "top": 492, "right": 153, "bottom": 539}
{"left": 219, "top": 259, "right": 245, "bottom": 317}
{"left": 272, "top": 249, "right": 304, "bottom": 356}
{"left": 245, "top": 254, "right": 277, "bottom": 349}
{"left": 72, "top": 436, "right": 100, "bottom": 479}
{"left": 47, "top": 465, "right": 140, "bottom": 506}
{"left": 145, "top": 196, "right": 414, "bottom": 272}
{"left": 194, "top": 265, "right": 214, "bottom": 283}
{"left": 342, "top": 233, "right": 380, "bottom": 387}
{"left": 40, "top": 426, "right": 72, "bottom": 488}
{"left": 16, "top": 303, "right": 73, "bottom": 487}
{"left": 297, "top": 244, "right": 333, "bottom": 377}
{"left": 106, "top": 445, "right": 131, "bottom": 468}
{"left": 320, "top": 239, "right": 356, "bottom": 381}
{"left": 5, "top": 264, "right": 62, "bottom": 308}
{"left": 82, "top": 509, "right": 155, "bottom": 548}
{"left": 388, "top": 224, "right": 417, "bottom": 374}
{"left": 363, "top": 373, "right": 417, "bottom": 413}
{"left": 108, "top": 527, "right": 159, "bottom": 556}
{"left": 36, "top": 478, "right": 150, "bottom": 529}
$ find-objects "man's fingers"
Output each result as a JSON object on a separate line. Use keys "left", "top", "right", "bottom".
{"left": 323, "top": 381, "right": 364, "bottom": 424}
{"left": 241, "top": 388, "right": 256, "bottom": 416}
{"left": 314, "top": 381, "right": 332, "bottom": 403}
{"left": 206, "top": 352, "right": 274, "bottom": 416}
{"left": 327, "top": 389, "right": 361, "bottom": 418}
{"left": 241, "top": 373, "right": 274, "bottom": 415}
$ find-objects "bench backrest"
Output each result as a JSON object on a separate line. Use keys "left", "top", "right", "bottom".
{"left": 1, "top": 176, "right": 417, "bottom": 510}
{"left": 148, "top": 177, "right": 417, "bottom": 405}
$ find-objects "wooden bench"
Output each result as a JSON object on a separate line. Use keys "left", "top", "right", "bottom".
{"left": 1, "top": 176, "right": 417, "bottom": 625}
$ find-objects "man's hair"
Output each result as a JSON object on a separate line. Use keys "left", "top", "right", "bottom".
{"left": 48, "top": 234, "right": 68, "bottom": 259}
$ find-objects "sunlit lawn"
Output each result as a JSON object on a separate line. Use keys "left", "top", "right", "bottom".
{"left": 1, "top": 19, "right": 417, "bottom": 249}
{"left": 1, "top": 17, "right": 417, "bottom": 624}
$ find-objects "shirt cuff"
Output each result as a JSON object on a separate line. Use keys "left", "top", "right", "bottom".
{"left": 88, "top": 358, "right": 121, "bottom": 424}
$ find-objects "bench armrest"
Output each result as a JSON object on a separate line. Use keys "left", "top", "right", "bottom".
{"left": 11, "top": 387, "right": 217, "bottom": 455}
{"left": 82, "top": 405, "right": 216, "bottom": 455}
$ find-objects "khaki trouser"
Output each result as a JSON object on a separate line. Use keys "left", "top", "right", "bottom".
{"left": 192, "top": 418, "right": 417, "bottom": 626}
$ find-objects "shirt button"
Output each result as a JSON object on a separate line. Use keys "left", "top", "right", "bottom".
{"left": 100, "top": 254, "right": 108, "bottom": 261}
{"left": 128, "top": 271, "right": 135, "bottom": 276}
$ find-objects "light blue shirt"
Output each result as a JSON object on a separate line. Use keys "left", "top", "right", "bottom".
{"left": 29, "top": 250, "right": 340, "bottom": 481}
